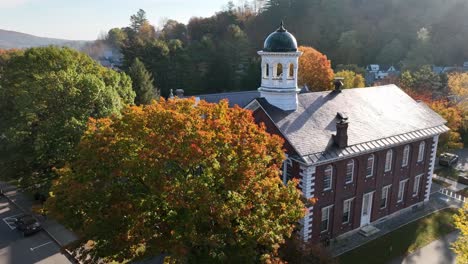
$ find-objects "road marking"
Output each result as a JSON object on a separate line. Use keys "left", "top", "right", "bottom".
{"left": 30, "top": 241, "right": 52, "bottom": 251}
{"left": 2, "top": 213, "right": 23, "bottom": 230}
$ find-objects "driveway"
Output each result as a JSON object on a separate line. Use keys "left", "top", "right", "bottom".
{"left": 453, "top": 148, "right": 468, "bottom": 175}
{"left": 389, "top": 231, "right": 458, "bottom": 264}
{"left": 0, "top": 196, "right": 72, "bottom": 264}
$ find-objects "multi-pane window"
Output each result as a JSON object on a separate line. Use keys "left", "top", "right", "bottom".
{"left": 402, "top": 145, "right": 410, "bottom": 167}
{"left": 323, "top": 165, "right": 333, "bottom": 191}
{"left": 397, "top": 180, "right": 408, "bottom": 203}
{"left": 366, "top": 154, "right": 375, "bottom": 178}
{"left": 342, "top": 199, "right": 353, "bottom": 224}
{"left": 321, "top": 206, "right": 332, "bottom": 232}
{"left": 381, "top": 185, "right": 391, "bottom": 209}
{"left": 385, "top": 149, "right": 393, "bottom": 172}
{"left": 345, "top": 160, "right": 354, "bottom": 184}
{"left": 282, "top": 159, "right": 293, "bottom": 184}
{"left": 413, "top": 174, "right": 422, "bottom": 196}
{"left": 418, "top": 141, "right": 426, "bottom": 162}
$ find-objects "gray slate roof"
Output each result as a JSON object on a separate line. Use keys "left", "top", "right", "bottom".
{"left": 196, "top": 90, "right": 260, "bottom": 108}
{"left": 255, "top": 85, "right": 448, "bottom": 165}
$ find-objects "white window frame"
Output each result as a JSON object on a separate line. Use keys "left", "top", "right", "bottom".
{"left": 321, "top": 205, "right": 333, "bottom": 233}
{"left": 345, "top": 160, "right": 354, "bottom": 184}
{"left": 385, "top": 149, "right": 393, "bottom": 172}
{"left": 417, "top": 141, "right": 426, "bottom": 162}
{"left": 323, "top": 165, "right": 333, "bottom": 191}
{"left": 402, "top": 145, "right": 410, "bottom": 167}
{"left": 380, "top": 185, "right": 391, "bottom": 209}
{"left": 413, "top": 174, "right": 423, "bottom": 197}
{"left": 397, "top": 179, "right": 409, "bottom": 203}
{"left": 342, "top": 198, "right": 354, "bottom": 224}
{"left": 366, "top": 154, "right": 375, "bottom": 178}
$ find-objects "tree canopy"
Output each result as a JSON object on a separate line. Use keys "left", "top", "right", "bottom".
{"left": 0, "top": 46, "right": 135, "bottom": 187}
{"left": 297, "top": 46, "right": 334, "bottom": 91}
{"left": 452, "top": 203, "right": 468, "bottom": 264}
{"left": 334, "top": 70, "right": 365, "bottom": 89}
{"left": 128, "top": 58, "right": 158, "bottom": 105}
{"left": 46, "top": 98, "right": 304, "bottom": 263}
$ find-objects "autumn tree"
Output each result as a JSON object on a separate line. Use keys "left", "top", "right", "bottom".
{"left": 0, "top": 47, "right": 135, "bottom": 187}
{"left": 298, "top": 46, "right": 334, "bottom": 91}
{"left": 46, "top": 98, "right": 304, "bottom": 263}
{"left": 452, "top": 203, "right": 468, "bottom": 264}
{"left": 334, "top": 70, "right": 365, "bottom": 89}
{"left": 128, "top": 58, "right": 158, "bottom": 105}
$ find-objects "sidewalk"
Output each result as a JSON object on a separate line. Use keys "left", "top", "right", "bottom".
{"left": 0, "top": 181, "right": 78, "bottom": 253}
{"left": 330, "top": 190, "right": 463, "bottom": 257}
{"left": 433, "top": 174, "right": 467, "bottom": 192}
{"left": 388, "top": 231, "right": 458, "bottom": 264}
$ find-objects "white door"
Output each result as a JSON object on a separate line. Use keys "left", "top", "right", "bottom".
{"left": 360, "top": 192, "right": 374, "bottom": 227}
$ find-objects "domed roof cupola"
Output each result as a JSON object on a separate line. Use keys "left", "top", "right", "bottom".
{"left": 263, "top": 21, "right": 298, "bottom": 52}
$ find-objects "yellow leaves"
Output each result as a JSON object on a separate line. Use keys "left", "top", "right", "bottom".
{"left": 452, "top": 203, "right": 468, "bottom": 264}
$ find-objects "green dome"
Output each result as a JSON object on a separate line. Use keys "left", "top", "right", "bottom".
{"left": 263, "top": 22, "right": 298, "bottom": 52}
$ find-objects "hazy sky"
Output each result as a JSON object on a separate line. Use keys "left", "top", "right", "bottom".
{"left": 0, "top": 0, "right": 231, "bottom": 40}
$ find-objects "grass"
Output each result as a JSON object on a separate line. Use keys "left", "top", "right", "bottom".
{"left": 434, "top": 167, "right": 461, "bottom": 181}
{"left": 432, "top": 178, "right": 451, "bottom": 188}
{"left": 338, "top": 208, "right": 457, "bottom": 264}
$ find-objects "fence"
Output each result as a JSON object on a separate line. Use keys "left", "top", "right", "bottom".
{"left": 439, "top": 188, "right": 467, "bottom": 203}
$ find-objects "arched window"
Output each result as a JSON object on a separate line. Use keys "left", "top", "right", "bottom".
{"left": 276, "top": 63, "right": 283, "bottom": 77}
{"left": 402, "top": 145, "right": 410, "bottom": 167}
{"left": 385, "top": 149, "right": 393, "bottom": 172}
{"left": 323, "top": 165, "right": 333, "bottom": 191}
{"left": 366, "top": 154, "right": 374, "bottom": 177}
{"left": 417, "top": 141, "right": 426, "bottom": 162}
{"left": 288, "top": 63, "right": 294, "bottom": 78}
{"left": 345, "top": 160, "right": 354, "bottom": 184}
{"left": 265, "top": 63, "right": 269, "bottom": 77}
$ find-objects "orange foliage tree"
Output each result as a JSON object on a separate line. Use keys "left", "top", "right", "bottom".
{"left": 298, "top": 46, "right": 334, "bottom": 91}
{"left": 46, "top": 98, "right": 304, "bottom": 263}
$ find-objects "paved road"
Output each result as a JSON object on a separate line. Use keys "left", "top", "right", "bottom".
{"left": 453, "top": 148, "right": 467, "bottom": 175}
{"left": 389, "top": 231, "right": 458, "bottom": 264}
{"left": 0, "top": 196, "right": 71, "bottom": 264}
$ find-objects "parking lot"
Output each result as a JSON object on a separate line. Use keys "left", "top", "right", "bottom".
{"left": 0, "top": 196, "right": 71, "bottom": 264}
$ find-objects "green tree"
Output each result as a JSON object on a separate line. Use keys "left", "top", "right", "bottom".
{"left": 0, "top": 47, "right": 135, "bottom": 187}
{"left": 130, "top": 9, "right": 148, "bottom": 32}
{"left": 128, "top": 58, "right": 158, "bottom": 105}
{"left": 334, "top": 70, "right": 365, "bottom": 89}
{"left": 46, "top": 98, "right": 304, "bottom": 263}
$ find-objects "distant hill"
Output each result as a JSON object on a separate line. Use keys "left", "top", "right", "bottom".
{"left": 0, "top": 29, "right": 90, "bottom": 49}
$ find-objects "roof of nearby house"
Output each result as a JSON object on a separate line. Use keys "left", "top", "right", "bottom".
{"left": 196, "top": 90, "right": 260, "bottom": 107}
{"left": 250, "top": 85, "right": 448, "bottom": 165}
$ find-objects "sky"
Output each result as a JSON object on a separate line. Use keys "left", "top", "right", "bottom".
{"left": 0, "top": 0, "right": 231, "bottom": 40}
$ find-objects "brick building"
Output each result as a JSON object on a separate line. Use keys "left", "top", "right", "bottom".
{"left": 196, "top": 23, "right": 449, "bottom": 243}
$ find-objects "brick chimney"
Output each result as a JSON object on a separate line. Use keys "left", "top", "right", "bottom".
{"left": 333, "top": 112, "right": 349, "bottom": 148}
{"left": 333, "top": 77, "right": 344, "bottom": 93}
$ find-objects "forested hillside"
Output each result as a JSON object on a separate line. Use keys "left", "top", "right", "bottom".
{"left": 93, "top": 0, "right": 468, "bottom": 97}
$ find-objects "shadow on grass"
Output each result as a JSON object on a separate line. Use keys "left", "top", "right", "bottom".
{"left": 337, "top": 208, "right": 457, "bottom": 264}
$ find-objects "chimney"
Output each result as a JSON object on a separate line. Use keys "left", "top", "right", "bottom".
{"left": 175, "top": 89, "right": 184, "bottom": 97}
{"left": 333, "top": 77, "right": 344, "bottom": 92}
{"left": 333, "top": 112, "right": 349, "bottom": 148}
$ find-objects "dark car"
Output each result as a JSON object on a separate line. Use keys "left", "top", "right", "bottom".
{"left": 14, "top": 214, "right": 42, "bottom": 236}
{"left": 439, "top": 153, "right": 459, "bottom": 167}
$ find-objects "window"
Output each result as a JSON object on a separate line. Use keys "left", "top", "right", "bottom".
{"left": 413, "top": 174, "right": 422, "bottom": 196}
{"left": 288, "top": 63, "right": 294, "bottom": 78}
{"left": 265, "top": 63, "right": 269, "bottom": 77}
{"left": 342, "top": 199, "right": 353, "bottom": 224}
{"left": 366, "top": 154, "right": 375, "bottom": 177}
{"left": 381, "top": 185, "right": 391, "bottom": 209}
{"left": 397, "top": 180, "right": 408, "bottom": 203}
{"left": 385, "top": 149, "right": 393, "bottom": 172}
{"left": 417, "top": 141, "right": 426, "bottom": 162}
{"left": 323, "top": 165, "right": 333, "bottom": 191}
{"left": 345, "top": 160, "right": 354, "bottom": 184}
{"left": 276, "top": 63, "right": 283, "bottom": 77}
{"left": 282, "top": 159, "right": 293, "bottom": 184}
{"left": 321, "top": 206, "right": 332, "bottom": 232}
{"left": 402, "top": 145, "right": 410, "bottom": 167}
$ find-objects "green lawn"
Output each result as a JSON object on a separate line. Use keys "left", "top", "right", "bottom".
{"left": 434, "top": 167, "right": 461, "bottom": 181}
{"left": 338, "top": 208, "right": 457, "bottom": 264}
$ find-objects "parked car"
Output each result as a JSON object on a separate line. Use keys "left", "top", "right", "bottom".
{"left": 439, "top": 153, "right": 459, "bottom": 167}
{"left": 14, "top": 214, "right": 42, "bottom": 236}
